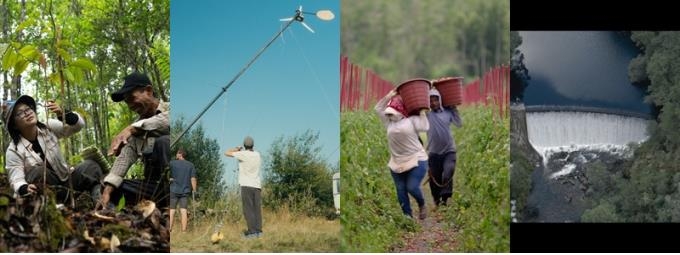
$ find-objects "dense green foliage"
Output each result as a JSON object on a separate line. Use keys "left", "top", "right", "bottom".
{"left": 580, "top": 31, "right": 680, "bottom": 222}
{"left": 341, "top": 0, "right": 509, "bottom": 83}
{"left": 340, "top": 111, "right": 417, "bottom": 252}
{"left": 171, "top": 116, "right": 227, "bottom": 208}
{"left": 341, "top": 106, "right": 509, "bottom": 252}
{"left": 445, "top": 105, "right": 509, "bottom": 252}
{"left": 509, "top": 144, "right": 532, "bottom": 219}
{"left": 0, "top": 0, "right": 169, "bottom": 171}
{"left": 263, "top": 130, "right": 335, "bottom": 217}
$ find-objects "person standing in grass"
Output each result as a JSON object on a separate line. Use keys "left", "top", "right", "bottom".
{"left": 225, "top": 136, "right": 263, "bottom": 238}
{"left": 375, "top": 89, "right": 430, "bottom": 220}
{"left": 169, "top": 148, "right": 197, "bottom": 232}
{"left": 426, "top": 87, "right": 462, "bottom": 207}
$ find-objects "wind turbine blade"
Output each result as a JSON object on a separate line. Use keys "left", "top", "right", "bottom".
{"left": 301, "top": 22, "right": 315, "bottom": 33}
{"left": 280, "top": 17, "right": 293, "bottom": 21}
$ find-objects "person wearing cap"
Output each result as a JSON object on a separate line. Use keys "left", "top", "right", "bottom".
{"left": 99, "top": 72, "right": 170, "bottom": 209}
{"left": 374, "top": 89, "right": 430, "bottom": 220}
{"left": 426, "top": 87, "right": 462, "bottom": 207}
{"left": 169, "top": 148, "right": 197, "bottom": 232}
{"left": 225, "top": 136, "right": 263, "bottom": 238}
{"left": 3, "top": 95, "right": 103, "bottom": 202}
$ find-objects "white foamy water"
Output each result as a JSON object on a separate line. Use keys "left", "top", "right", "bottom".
{"left": 550, "top": 163, "right": 576, "bottom": 179}
{"left": 526, "top": 111, "right": 649, "bottom": 166}
{"left": 527, "top": 111, "right": 649, "bottom": 148}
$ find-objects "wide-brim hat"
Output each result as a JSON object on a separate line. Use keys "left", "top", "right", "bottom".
{"left": 3, "top": 95, "right": 36, "bottom": 131}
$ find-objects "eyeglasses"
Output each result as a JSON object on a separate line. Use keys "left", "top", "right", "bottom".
{"left": 14, "top": 107, "right": 34, "bottom": 119}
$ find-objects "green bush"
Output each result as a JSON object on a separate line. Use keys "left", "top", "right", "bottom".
{"left": 263, "top": 130, "right": 334, "bottom": 217}
{"left": 446, "top": 105, "right": 510, "bottom": 252}
{"left": 582, "top": 201, "right": 621, "bottom": 222}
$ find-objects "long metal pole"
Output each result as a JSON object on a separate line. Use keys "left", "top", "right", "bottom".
{"left": 171, "top": 16, "right": 298, "bottom": 148}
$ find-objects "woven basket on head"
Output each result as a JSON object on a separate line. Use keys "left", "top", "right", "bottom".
{"left": 396, "top": 78, "right": 431, "bottom": 116}
{"left": 432, "top": 77, "right": 464, "bottom": 107}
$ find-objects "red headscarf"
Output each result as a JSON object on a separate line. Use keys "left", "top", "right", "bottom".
{"left": 387, "top": 95, "right": 409, "bottom": 117}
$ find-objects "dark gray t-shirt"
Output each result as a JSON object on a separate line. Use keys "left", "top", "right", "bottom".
{"left": 169, "top": 159, "right": 196, "bottom": 194}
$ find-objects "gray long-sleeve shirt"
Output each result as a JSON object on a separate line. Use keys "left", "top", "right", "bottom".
{"left": 426, "top": 107, "right": 462, "bottom": 155}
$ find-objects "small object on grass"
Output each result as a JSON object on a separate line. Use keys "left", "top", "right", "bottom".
{"left": 211, "top": 231, "right": 224, "bottom": 244}
{"left": 110, "top": 234, "right": 120, "bottom": 252}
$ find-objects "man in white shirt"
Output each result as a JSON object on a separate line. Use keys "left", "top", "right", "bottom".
{"left": 225, "top": 136, "right": 263, "bottom": 238}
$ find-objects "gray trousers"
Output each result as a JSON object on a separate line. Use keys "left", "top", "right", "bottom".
{"left": 241, "top": 186, "right": 262, "bottom": 234}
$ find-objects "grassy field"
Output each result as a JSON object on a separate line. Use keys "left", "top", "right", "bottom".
{"left": 170, "top": 197, "right": 340, "bottom": 252}
{"left": 340, "top": 105, "right": 509, "bottom": 252}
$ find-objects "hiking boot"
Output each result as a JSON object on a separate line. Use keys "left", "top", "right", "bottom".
{"left": 243, "top": 232, "right": 259, "bottom": 239}
{"left": 419, "top": 205, "right": 427, "bottom": 220}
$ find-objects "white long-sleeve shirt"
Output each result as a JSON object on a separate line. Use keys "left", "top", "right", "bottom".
{"left": 375, "top": 94, "right": 429, "bottom": 173}
{"left": 5, "top": 113, "right": 85, "bottom": 193}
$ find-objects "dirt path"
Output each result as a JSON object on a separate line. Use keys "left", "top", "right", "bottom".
{"left": 391, "top": 183, "right": 459, "bottom": 253}
{"left": 392, "top": 208, "right": 458, "bottom": 252}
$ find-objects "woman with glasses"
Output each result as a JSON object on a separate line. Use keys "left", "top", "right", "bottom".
{"left": 4, "top": 95, "right": 103, "bottom": 203}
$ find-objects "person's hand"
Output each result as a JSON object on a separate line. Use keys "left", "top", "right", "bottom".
{"left": 45, "top": 100, "right": 63, "bottom": 116}
{"left": 96, "top": 184, "right": 115, "bottom": 210}
{"left": 387, "top": 89, "right": 398, "bottom": 98}
{"left": 420, "top": 108, "right": 430, "bottom": 116}
{"left": 108, "top": 126, "right": 136, "bottom": 156}
{"left": 19, "top": 184, "right": 39, "bottom": 197}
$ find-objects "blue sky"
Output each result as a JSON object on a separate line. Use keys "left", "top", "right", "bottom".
{"left": 171, "top": 0, "right": 340, "bottom": 186}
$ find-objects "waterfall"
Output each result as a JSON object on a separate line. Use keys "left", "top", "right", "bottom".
{"left": 526, "top": 111, "right": 650, "bottom": 166}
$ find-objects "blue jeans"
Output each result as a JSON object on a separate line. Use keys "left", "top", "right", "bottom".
{"left": 390, "top": 160, "right": 427, "bottom": 217}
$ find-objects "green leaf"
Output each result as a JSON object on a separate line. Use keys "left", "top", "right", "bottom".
{"left": 48, "top": 72, "right": 61, "bottom": 85}
{"left": 18, "top": 45, "right": 39, "bottom": 61}
{"left": 66, "top": 66, "right": 84, "bottom": 83}
{"left": 56, "top": 48, "right": 72, "bottom": 61}
{"left": 70, "top": 58, "right": 96, "bottom": 71}
{"left": 14, "top": 59, "right": 29, "bottom": 75}
{"left": 57, "top": 39, "right": 73, "bottom": 49}
{"left": 2, "top": 50, "right": 17, "bottom": 71}
{"left": 14, "top": 18, "right": 34, "bottom": 34}
{"left": 63, "top": 68, "right": 75, "bottom": 82}
{"left": 116, "top": 195, "right": 126, "bottom": 211}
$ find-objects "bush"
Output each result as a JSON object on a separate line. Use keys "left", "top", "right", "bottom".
{"left": 581, "top": 201, "right": 621, "bottom": 222}
{"left": 263, "top": 130, "right": 334, "bottom": 217}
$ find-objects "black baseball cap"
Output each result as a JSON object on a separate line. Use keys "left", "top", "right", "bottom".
{"left": 111, "top": 72, "right": 152, "bottom": 102}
